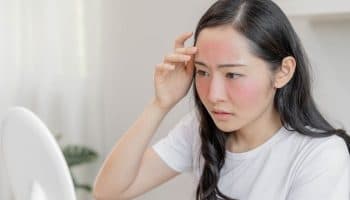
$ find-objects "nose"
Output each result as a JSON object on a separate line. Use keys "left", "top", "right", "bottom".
{"left": 208, "top": 75, "right": 227, "bottom": 103}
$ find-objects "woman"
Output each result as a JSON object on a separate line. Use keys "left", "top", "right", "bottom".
{"left": 94, "top": 0, "right": 350, "bottom": 199}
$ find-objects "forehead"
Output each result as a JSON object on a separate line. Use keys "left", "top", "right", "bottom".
{"left": 195, "top": 26, "right": 251, "bottom": 63}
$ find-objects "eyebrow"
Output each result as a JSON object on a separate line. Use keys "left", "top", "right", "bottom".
{"left": 194, "top": 61, "right": 247, "bottom": 68}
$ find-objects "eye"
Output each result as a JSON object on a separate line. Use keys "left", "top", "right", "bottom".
{"left": 226, "top": 73, "right": 242, "bottom": 79}
{"left": 195, "top": 69, "right": 209, "bottom": 77}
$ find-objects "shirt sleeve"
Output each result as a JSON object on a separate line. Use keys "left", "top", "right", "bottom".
{"left": 287, "top": 135, "right": 350, "bottom": 200}
{"left": 152, "top": 110, "right": 198, "bottom": 173}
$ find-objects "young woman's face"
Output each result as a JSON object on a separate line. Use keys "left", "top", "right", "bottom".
{"left": 194, "top": 26, "right": 277, "bottom": 132}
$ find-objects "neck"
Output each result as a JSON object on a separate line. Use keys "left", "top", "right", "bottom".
{"left": 226, "top": 108, "right": 282, "bottom": 153}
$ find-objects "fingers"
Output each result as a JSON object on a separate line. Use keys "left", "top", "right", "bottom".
{"left": 174, "top": 32, "right": 193, "bottom": 49}
{"left": 155, "top": 63, "right": 175, "bottom": 72}
{"left": 175, "top": 46, "right": 197, "bottom": 55}
{"left": 164, "top": 54, "right": 191, "bottom": 63}
{"left": 164, "top": 46, "right": 197, "bottom": 62}
{"left": 156, "top": 32, "right": 197, "bottom": 73}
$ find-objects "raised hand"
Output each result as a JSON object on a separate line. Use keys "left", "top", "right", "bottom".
{"left": 153, "top": 32, "right": 197, "bottom": 110}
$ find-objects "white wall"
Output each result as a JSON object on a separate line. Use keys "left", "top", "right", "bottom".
{"left": 290, "top": 17, "right": 350, "bottom": 131}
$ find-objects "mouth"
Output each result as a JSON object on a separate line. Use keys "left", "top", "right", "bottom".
{"left": 211, "top": 110, "right": 233, "bottom": 120}
{"left": 213, "top": 111, "right": 231, "bottom": 114}
{"left": 212, "top": 109, "right": 232, "bottom": 114}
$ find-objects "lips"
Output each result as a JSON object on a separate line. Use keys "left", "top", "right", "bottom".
{"left": 212, "top": 110, "right": 232, "bottom": 121}
{"left": 212, "top": 109, "right": 231, "bottom": 114}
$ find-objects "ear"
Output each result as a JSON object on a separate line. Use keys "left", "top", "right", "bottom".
{"left": 274, "top": 56, "right": 296, "bottom": 88}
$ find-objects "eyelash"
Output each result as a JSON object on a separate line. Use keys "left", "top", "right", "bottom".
{"left": 195, "top": 69, "right": 242, "bottom": 79}
{"left": 195, "top": 70, "right": 209, "bottom": 77}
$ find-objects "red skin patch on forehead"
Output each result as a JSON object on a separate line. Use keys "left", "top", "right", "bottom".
{"left": 196, "top": 39, "right": 243, "bottom": 68}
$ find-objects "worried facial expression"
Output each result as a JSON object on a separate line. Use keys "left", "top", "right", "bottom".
{"left": 194, "top": 26, "right": 277, "bottom": 132}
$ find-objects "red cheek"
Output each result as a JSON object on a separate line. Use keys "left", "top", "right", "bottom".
{"left": 195, "top": 79, "right": 208, "bottom": 97}
{"left": 227, "top": 79, "right": 260, "bottom": 106}
{"left": 195, "top": 77, "right": 263, "bottom": 108}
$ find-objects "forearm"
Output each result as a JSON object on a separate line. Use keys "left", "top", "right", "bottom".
{"left": 93, "top": 99, "right": 170, "bottom": 198}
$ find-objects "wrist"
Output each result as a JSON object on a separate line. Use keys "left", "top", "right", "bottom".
{"left": 150, "top": 98, "right": 172, "bottom": 115}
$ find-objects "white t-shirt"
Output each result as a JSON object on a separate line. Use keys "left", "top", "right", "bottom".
{"left": 152, "top": 111, "right": 350, "bottom": 200}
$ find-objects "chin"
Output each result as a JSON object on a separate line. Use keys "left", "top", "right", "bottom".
{"left": 212, "top": 120, "right": 239, "bottom": 133}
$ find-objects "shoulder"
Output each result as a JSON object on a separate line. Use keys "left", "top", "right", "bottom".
{"left": 170, "top": 109, "right": 200, "bottom": 138}
{"left": 151, "top": 110, "right": 200, "bottom": 172}
{"left": 292, "top": 130, "right": 349, "bottom": 161}
{"left": 279, "top": 127, "right": 350, "bottom": 173}
{"left": 290, "top": 132, "right": 350, "bottom": 180}
{"left": 282, "top": 127, "right": 349, "bottom": 157}
{"left": 176, "top": 109, "right": 199, "bottom": 127}
{"left": 287, "top": 133, "right": 350, "bottom": 199}
{"left": 305, "top": 134, "right": 349, "bottom": 164}
{"left": 158, "top": 109, "right": 200, "bottom": 145}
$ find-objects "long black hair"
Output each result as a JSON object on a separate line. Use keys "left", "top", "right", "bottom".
{"left": 191, "top": 0, "right": 350, "bottom": 199}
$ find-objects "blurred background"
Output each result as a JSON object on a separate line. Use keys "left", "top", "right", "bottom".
{"left": 0, "top": 0, "right": 349, "bottom": 199}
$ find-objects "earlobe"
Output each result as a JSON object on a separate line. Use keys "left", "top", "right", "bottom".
{"left": 274, "top": 56, "right": 296, "bottom": 88}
